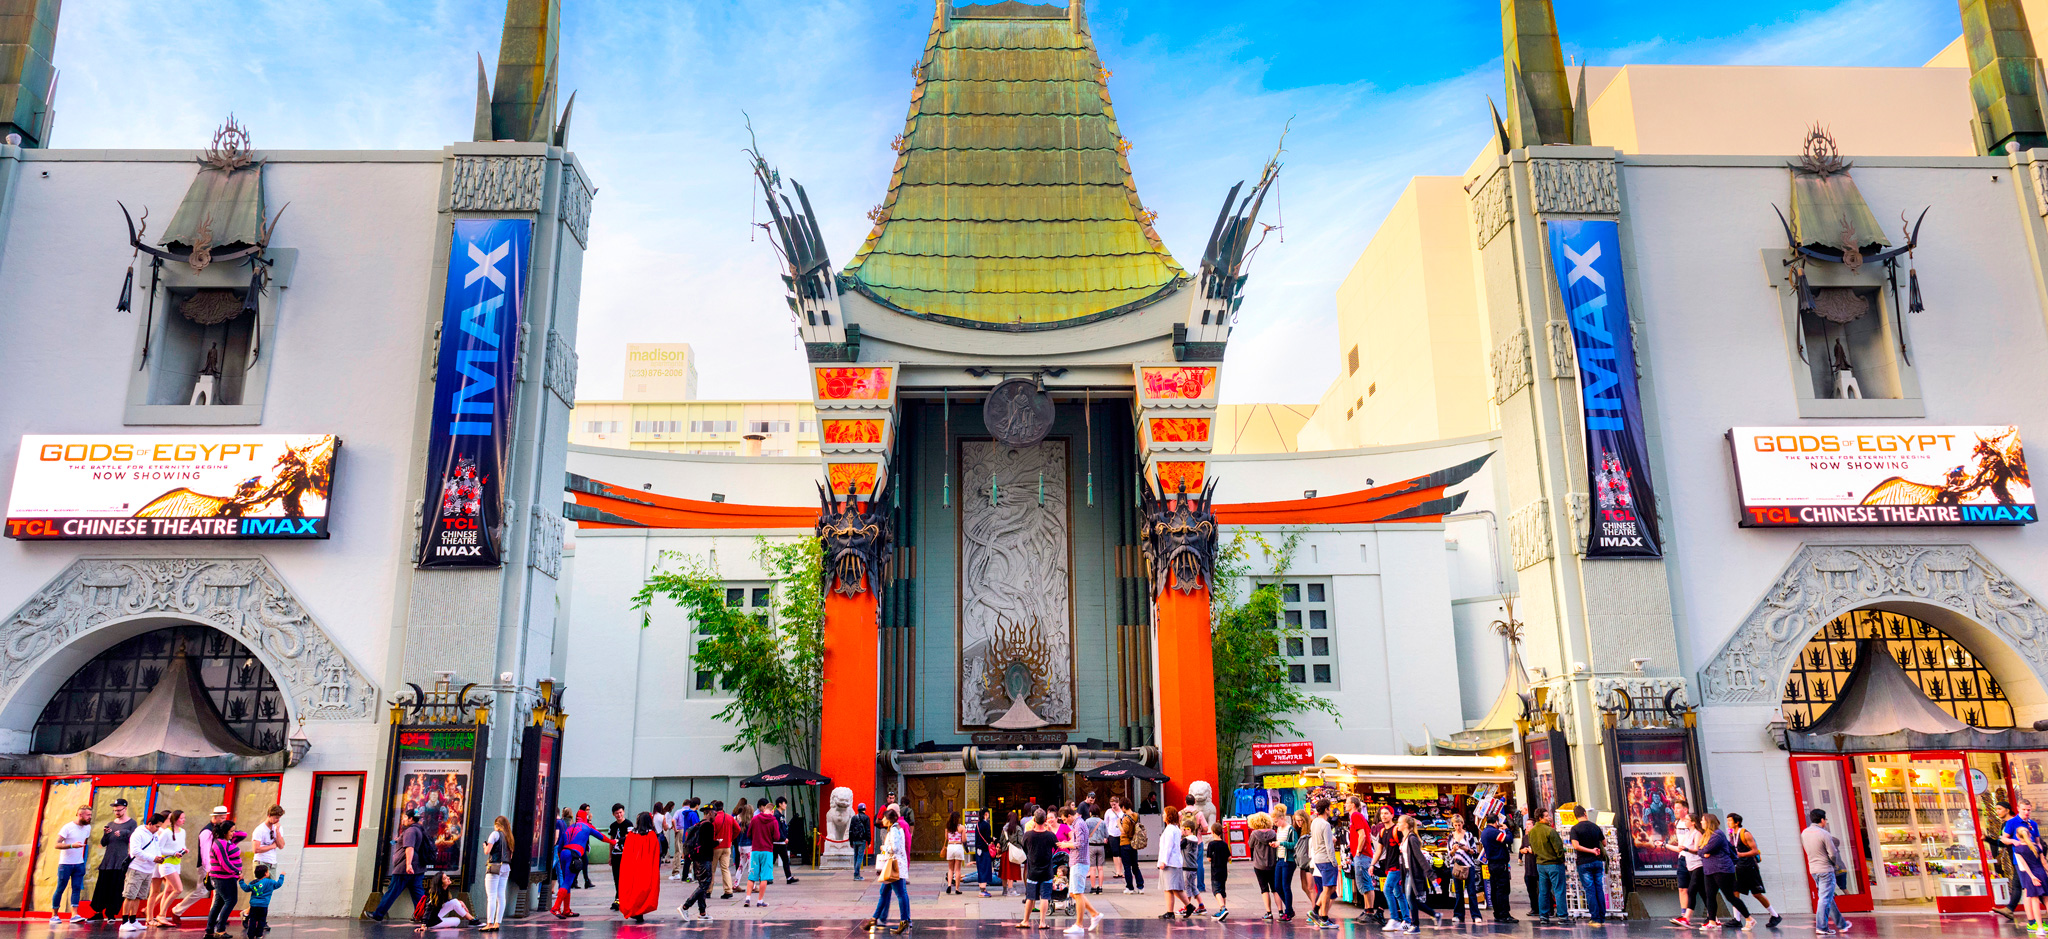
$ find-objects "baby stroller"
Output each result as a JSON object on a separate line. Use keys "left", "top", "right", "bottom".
{"left": 1050, "top": 861, "right": 1075, "bottom": 916}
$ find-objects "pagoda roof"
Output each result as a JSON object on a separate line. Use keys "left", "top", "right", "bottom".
{"left": 842, "top": 3, "right": 1186, "bottom": 330}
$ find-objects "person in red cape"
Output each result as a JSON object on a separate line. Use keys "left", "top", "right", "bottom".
{"left": 617, "top": 813, "right": 662, "bottom": 923}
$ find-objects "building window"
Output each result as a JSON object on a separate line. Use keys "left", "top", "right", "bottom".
{"left": 582, "top": 421, "right": 620, "bottom": 434}
{"left": 688, "top": 420, "right": 737, "bottom": 433}
{"left": 747, "top": 421, "right": 792, "bottom": 434}
{"left": 635, "top": 421, "right": 684, "bottom": 433}
{"left": 1775, "top": 256, "right": 1923, "bottom": 418}
{"left": 798, "top": 421, "right": 817, "bottom": 433}
{"left": 1269, "top": 579, "right": 1335, "bottom": 687}
{"left": 693, "top": 583, "right": 773, "bottom": 697}
{"left": 1782, "top": 609, "right": 2012, "bottom": 730}
{"left": 33, "top": 624, "right": 287, "bottom": 753}
{"left": 1347, "top": 346, "right": 1360, "bottom": 375}
{"left": 123, "top": 250, "right": 297, "bottom": 425}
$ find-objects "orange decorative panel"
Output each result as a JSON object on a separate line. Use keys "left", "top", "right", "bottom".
{"left": 1155, "top": 461, "right": 1206, "bottom": 495}
{"left": 1140, "top": 367, "right": 1217, "bottom": 400}
{"left": 814, "top": 367, "right": 892, "bottom": 400}
{"left": 826, "top": 462, "right": 881, "bottom": 497}
{"left": 822, "top": 419, "right": 885, "bottom": 444}
{"left": 1149, "top": 418, "right": 1210, "bottom": 443}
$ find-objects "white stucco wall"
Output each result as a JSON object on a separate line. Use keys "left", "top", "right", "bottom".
{"left": 0, "top": 149, "right": 446, "bottom": 915}
{"left": 1620, "top": 153, "right": 2048, "bottom": 905}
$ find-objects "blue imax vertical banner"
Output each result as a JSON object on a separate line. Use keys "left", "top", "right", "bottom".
{"left": 417, "top": 218, "right": 533, "bottom": 568}
{"left": 1547, "top": 219, "right": 1662, "bottom": 559}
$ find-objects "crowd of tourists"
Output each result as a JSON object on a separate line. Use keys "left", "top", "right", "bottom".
{"left": 41, "top": 799, "right": 288, "bottom": 939}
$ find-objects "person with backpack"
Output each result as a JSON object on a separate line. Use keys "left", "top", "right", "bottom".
{"left": 849, "top": 804, "right": 874, "bottom": 880}
{"left": 1119, "top": 801, "right": 1146, "bottom": 893}
{"left": 1480, "top": 813, "right": 1516, "bottom": 924}
{"left": 1726, "top": 814, "right": 1783, "bottom": 928}
{"left": 676, "top": 811, "right": 716, "bottom": 921}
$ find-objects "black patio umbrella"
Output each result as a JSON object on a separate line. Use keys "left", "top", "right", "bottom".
{"left": 739, "top": 763, "right": 833, "bottom": 788}
{"left": 1081, "top": 759, "right": 1169, "bottom": 782}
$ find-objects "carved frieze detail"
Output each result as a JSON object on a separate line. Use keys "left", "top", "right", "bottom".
{"left": 1530, "top": 158, "right": 1619, "bottom": 215}
{"left": 1472, "top": 169, "right": 1512, "bottom": 248}
{"left": 560, "top": 164, "right": 594, "bottom": 247}
{"left": 1565, "top": 491, "right": 1590, "bottom": 556}
{"left": 1509, "top": 498, "right": 1554, "bottom": 571}
{"left": 450, "top": 156, "right": 545, "bottom": 212}
{"left": 959, "top": 441, "right": 1073, "bottom": 728}
{"left": 1546, "top": 320, "right": 1577, "bottom": 379}
{"left": 1490, "top": 327, "right": 1532, "bottom": 405}
{"left": 1699, "top": 544, "right": 2048, "bottom": 705}
{"left": 0, "top": 558, "right": 379, "bottom": 722}
{"left": 543, "top": 329, "right": 578, "bottom": 405}
{"left": 529, "top": 509, "right": 564, "bottom": 579}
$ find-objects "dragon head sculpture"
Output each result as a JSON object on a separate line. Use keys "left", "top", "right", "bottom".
{"left": 816, "top": 482, "right": 893, "bottom": 597}
{"left": 1140, "top": 476, "right": 1218, "bottom": 596}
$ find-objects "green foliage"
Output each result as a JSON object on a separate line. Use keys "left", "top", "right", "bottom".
{"left": 1211, "top": 529, "right": 1339, "bottom": 784}
{"left": 632, "top": 536, "right": 826, "bottom": 772}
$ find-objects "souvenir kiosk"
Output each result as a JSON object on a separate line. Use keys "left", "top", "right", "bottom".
{"left": 1311, "top": 754, "right": 1518, "bottom": 871}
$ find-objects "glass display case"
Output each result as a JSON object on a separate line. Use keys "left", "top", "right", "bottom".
{"left": 1861, "top": 754, "right": 1988, "bottom": 909}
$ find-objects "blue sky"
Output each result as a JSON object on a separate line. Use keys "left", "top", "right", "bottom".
{"left": 51, "top": 0, "right": 1962, "bottom": 404}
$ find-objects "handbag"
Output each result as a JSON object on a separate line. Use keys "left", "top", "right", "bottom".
{"left": 1008, "top": 843, "right": 1027, "bottom": 865}
{"left": 879, "top": 855, "right": 902, "bottom": 882}
{"left": 487, "top": 862, "right": 504, "bottom": 875}
{"left": 1833, "top": 870, "right": 1848, "bottom": 891}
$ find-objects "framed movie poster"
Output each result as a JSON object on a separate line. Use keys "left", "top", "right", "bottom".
{"left": 1618, "top": 765, "right": 1694, "bottom": 877}
{"left": 382, "top": 726, "right": 484, "bottom": 879}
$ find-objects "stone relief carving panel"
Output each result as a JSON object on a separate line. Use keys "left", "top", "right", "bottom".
{"left": 1471, "top": 170, "right": 1512, "bottom": 248}
{"left": 529, "top": 509, "right": 564, "bottom": 579}
{"left": 1509, "top": 498, "right": 1553, "bottom": 571}
{"left": 2034, "top": 161, "right": 2048, "bottom": 218}
{"left": 1565, "top": 491, "right": 1590, "bottom": 556}
{"left": 959, "top": 440, "right": 1074, "bottom": 728}
{"left": 560, "top": 164, "right": 594, "bottom": 247}
{"left": 1530, "top": 158, "right": 1620, "bottom": 215}
{"left": 1699, "top": 544, "right": 2048, "bottom": 705}
{"left": 1490, "top": 327, "right": 1531, "bottom": 405}
{"left": 450, "top": 155, "right": 545, "bottom": 212}
{"left": 0, "top": 558, "right": 379, "bottom": 722}
{"left": 1546, "top": 320, "right": 1577, "bottom": 379}
{"left": 543, "top": 329, "right": 579, "bottom": 405}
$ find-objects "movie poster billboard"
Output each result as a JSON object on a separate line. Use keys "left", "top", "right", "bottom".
{"left": 1619, "top": 766, "right": 1694, "bottom": 878}
{"left": 416, "top": 218, "right": 532, "bottom": 568}
{"left": 6, "top": 435, "right": 337, "bottom": 540}
{"left": 1730, "top": 425, "right": 2035, "bottom": 527}
{"left": 391, "top": 726, "right": 480, "bottom": 876}
{"left": 1547, "top": 219, "right": 1662, "bottom": 558}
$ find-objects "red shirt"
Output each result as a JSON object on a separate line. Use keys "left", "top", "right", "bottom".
{"left": 1348, "top": 812, "right": 1371, "bottom": 855}
{"left": 748, "top": 811, "right": 782, "bottom": 848}
{"left": 712, "top": 812, "right": 736, "bottom": 848}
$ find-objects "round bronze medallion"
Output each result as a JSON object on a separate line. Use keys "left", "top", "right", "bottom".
{"left": 983, "top": 378, "right": 1054, "bottom": 447}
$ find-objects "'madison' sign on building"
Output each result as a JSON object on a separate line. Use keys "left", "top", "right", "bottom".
{"left": 1729, "top": 425, "right": 2034, "bottom": 527}
{"left": 5, "top": 434, "right": 339, "bottom": 539}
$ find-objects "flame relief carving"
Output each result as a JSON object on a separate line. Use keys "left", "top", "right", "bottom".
{"left": 959, "top": 440, "right": 1073, "bottom": 727}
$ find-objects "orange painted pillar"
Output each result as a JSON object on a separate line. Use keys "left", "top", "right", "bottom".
{"left": 818, "top": 577, "right": 880, "bottom": 815}
{"left": 1153, "top": 571, "right": 1217, "bottom": 809}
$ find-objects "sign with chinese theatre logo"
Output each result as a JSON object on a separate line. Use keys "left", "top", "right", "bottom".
{"left": 1548, "top": 219, "right": 1662, "bottom": 558}
{"left": 1730, "top": 425, "right": 2035, "bottom": 527}
{"left": 1251, "top": 741, "right": 1316, "bottom": 766}
{"left": 6, "top": 435, "right": 338, "bottom": 540}
{"left": 417, "top": 218, "right": 531, "bottom": 568}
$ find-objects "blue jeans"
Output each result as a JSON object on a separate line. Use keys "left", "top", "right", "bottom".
{"left": 1273, "top": 858, "right": 1295, "bottom": 916}
{"left": 53, "top": 863, "right": 85, "bottom": 909}
{"left": 871, "top": 878, "right": 910, "bottom": 923}
{"left": 1537, "top": 864, "right": 1566, "bottom": 919}
{"left": 1192, "top": 857, "right": 1207, "bottom": 895}
{"left": 851, "top": 840, "right": 868, "bottom": 878}
{"left": 372, "top": 871, "right": 423, "bottom": 919}
{"left": 1384, "top": 870, "right": 1413, "bottom": 926}
{"left": 1813, "top": 871, "right": 1847, "bottom": 932}
{"left": 1579, "top": 862, "right": 1608, "bottom": 921}
{"left": 974, "top": 849, "right": 992, "bottom": 888}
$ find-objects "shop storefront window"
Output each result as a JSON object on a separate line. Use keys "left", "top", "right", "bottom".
{"left": 1783, "top": 610, "right": 2013, "bottom": 731}
{"left": 1861, "top": 754, "right": 1989, "bottom": 905}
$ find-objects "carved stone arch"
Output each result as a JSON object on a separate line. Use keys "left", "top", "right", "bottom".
{"left": 0, "top": 558, "right": 380, "bottom": 744}
{"left": 1698, "top": 544, "right": 2048, "bottom": 716}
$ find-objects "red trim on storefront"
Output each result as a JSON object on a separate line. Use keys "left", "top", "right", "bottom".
{"left": 305, "top": 772, "right": 367, "bottom": 847}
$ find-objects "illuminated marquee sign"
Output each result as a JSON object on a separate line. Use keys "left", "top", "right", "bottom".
{"left": 6, "top": 434, "right": 339, "bottom": 540}
{"left": 1729, "top": 425, "right": 2034, "bottom": 527}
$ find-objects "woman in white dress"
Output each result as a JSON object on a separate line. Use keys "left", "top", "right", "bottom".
{"left": 146, "top": 811, "right": 187, "bottom": 927}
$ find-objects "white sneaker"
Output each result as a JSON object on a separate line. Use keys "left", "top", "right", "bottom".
{"left": 49, "top": 915, "right": 63, "bottom": 925}
{"left": 698, "top": 913, "right": 712, "bottom": 922}
{"left": 69, "top": 916, "right": 86, "bottom": 924}
{"left": 1064, "top": 926, "right": 1085, "bottom": 934}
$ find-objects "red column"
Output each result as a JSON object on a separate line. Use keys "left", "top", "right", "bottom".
{"left": 1153, "top": 571, "right": 1217, "bottom": 809}
{"left": 818, "top": 577, "right": 880, "bottom": 814}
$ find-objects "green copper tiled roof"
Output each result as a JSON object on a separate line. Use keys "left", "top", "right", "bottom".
{"left": 842, "top": 6, "right": 1187, "bottom": 329}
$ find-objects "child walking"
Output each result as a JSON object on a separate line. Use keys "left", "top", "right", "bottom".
{"left": 240, "top": 864, "right": 284, "bottom": 939}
